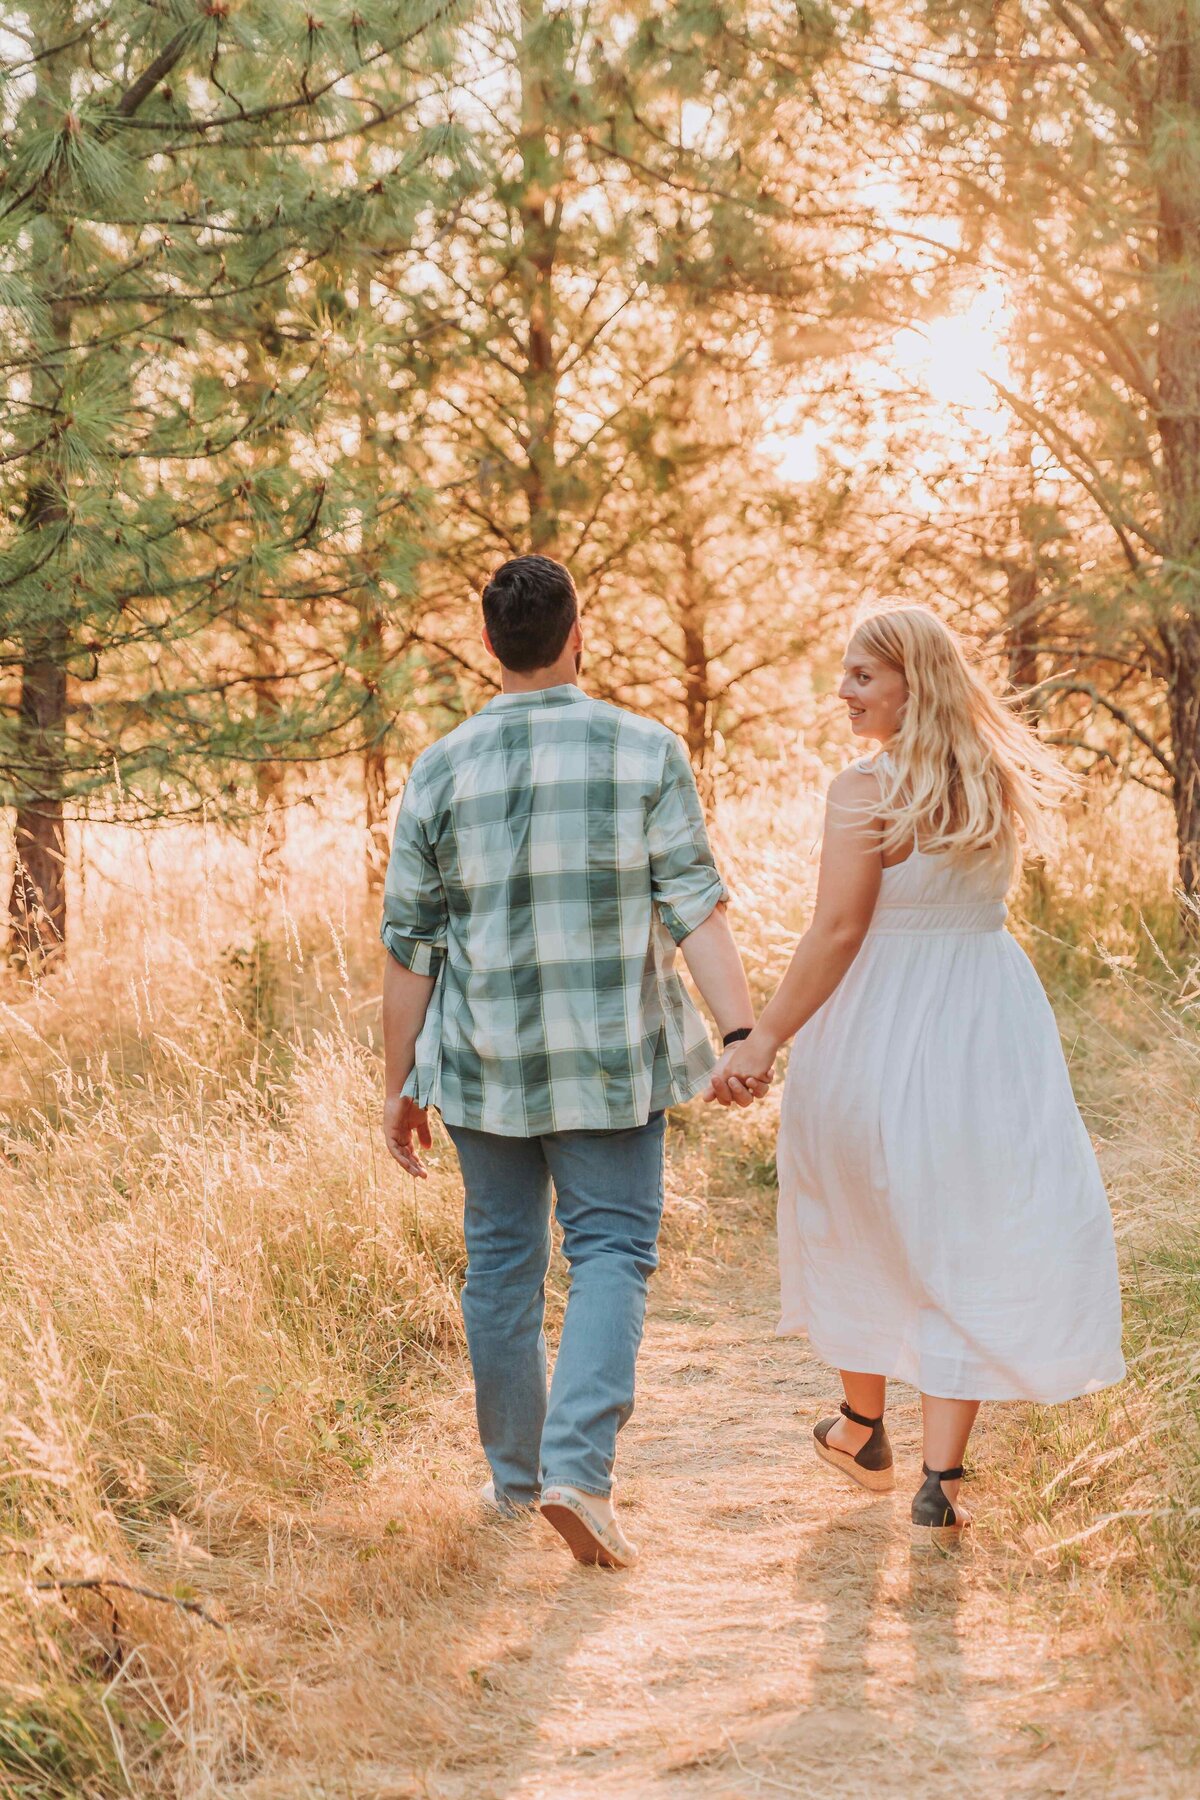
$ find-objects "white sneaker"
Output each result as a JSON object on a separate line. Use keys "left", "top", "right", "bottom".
{"left": 479, "top": 1478, "right": 537, "bottom": 1518}
{"left": 539, "top": 1483, "right": 638, "bottom": 1568}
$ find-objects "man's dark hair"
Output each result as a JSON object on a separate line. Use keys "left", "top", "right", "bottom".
{"left": 481, "top": 555, "right": 579, "bottom": 673}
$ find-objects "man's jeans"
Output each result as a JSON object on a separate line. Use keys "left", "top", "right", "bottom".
{"left": 445, "top": 1113, "right": 667, "bottom": 1509}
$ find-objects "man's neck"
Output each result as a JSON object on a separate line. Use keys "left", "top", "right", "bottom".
{"left": 499, "top": 663, "right": 580, "bottom": 695}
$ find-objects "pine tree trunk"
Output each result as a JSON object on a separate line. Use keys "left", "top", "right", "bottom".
{"left": 363, "top": 690, "right": 390, "bottom": 898}
{"left": 356, "top": 260, "right": 390, "bottom": 897}
{"left": 518, "top": 2, "right": 559, "bottom": 555}
{"left": 8, "top": 637, "right": 68, "bottom": 966}
{"left": 243, "top": 331, "right": 287, "bottom": 870}
{"left": 1155, "top": 8, "right": 1200, "bottom": 919}
{"left": 1003, "top": 432, "right": 1042, "bottom": 695}
{"left": 1167, "top": 622, "right": 1200, "bottom": 905}
{"left": 679, "top": 542, "right": 716, "bottom": 798}
{"left": 9, "top": 273, "right": 71, "bottom": 965}
{"left": 254, "top": 688, "right": 288, "bottom": 872}
{"left": 1004, "top": 556, "right": 1050, "bottom": 911}
{"left": 1005, "top": 562, "right": 1040, "bottom": 694}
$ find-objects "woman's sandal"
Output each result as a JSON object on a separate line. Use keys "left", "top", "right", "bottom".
{"left": 812, "top": 1401, "right": 895, "bottom": 1493}
{"left": 910, "top": 1462, "right": 972, "bottom": 1550}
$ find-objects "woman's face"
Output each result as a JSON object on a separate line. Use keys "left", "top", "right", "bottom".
{"left": 838, "top": 634, "right": 908, "bottom": 743}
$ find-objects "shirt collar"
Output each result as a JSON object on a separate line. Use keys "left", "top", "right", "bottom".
{"left": 484, "top": 684, "right": 587, "bottom": 710}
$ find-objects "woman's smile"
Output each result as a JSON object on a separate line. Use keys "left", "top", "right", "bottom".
{"left": 838, "top": 635, "right": 908, "bottom": 741}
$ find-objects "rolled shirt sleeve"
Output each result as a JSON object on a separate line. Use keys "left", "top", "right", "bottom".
{"left": 380, "top": 762, "right": 448, "bottom": 977}
{"left": 647, "top": 734, "right": 728, "bottom": 943}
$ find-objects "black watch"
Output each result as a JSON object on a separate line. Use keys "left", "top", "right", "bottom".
{"left": 722, "top": 1027, "right": 753, "bottom": 1047}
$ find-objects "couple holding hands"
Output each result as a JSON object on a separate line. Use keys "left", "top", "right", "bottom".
{"left": 381, "top": 555, "right": 1123, "bottom": 1567}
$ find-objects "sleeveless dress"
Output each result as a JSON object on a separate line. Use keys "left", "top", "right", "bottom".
{"left": 776, "top": 763, "right": 1125, "bottom": 1402}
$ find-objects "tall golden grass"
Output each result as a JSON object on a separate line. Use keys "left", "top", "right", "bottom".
{"left": 0, "top": 768, "right": 1192, "bottom": 1791}
{"left": 0, "top": 803, "right": 476, "bottom": 1792}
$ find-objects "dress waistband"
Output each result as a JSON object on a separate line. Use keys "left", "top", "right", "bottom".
{"left": 869, "top": 900, "right": 1008, "bottom": 936}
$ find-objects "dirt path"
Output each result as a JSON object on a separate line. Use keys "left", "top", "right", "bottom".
{"left": 239, "top": 1251, "right": 1184, "bottom": 1800}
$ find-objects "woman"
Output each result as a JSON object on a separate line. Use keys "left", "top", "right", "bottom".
{"left": 709, "top": 605, "right": 1125, "bottom": 1547}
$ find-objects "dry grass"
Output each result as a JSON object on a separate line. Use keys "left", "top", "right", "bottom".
{"left": 0, "top": 769, "right": 1195, "bottom": 1793}
{"left": 0, "top": 804, "right": 474, "bottom": 1792}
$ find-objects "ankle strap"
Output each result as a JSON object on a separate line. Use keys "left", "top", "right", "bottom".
{"left": 921, "top": 1461, "right": 964, "bottom": 1482}
{"left": 840, "top": 1400, "right": 883, "bottom": 1429}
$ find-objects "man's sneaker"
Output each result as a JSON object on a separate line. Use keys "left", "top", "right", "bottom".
{"left": 539, "top": 1483, "right": 638, "bottom": 1568}
{"left": 479, "top": 1478, "right": 537, "bottom": 1519}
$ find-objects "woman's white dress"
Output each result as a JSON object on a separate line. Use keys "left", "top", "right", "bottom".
{"left": 777, "top": 773, "right": 1125, "bottom": 1403}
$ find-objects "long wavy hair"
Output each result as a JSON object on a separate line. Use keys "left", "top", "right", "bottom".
{"left": 852, "top": 603, "right": 1072, "bottom": 872}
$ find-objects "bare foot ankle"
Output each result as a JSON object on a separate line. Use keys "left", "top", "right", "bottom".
{"left": 826, "top": 1415, "right": 873, "bottom": 1456}
{"left": 938, "top": 1478, "right": 971, "bottom": 1521}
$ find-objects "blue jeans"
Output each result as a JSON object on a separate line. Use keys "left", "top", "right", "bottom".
{"left": 445, "top": 1113, "right": 666, "bottom": 1509}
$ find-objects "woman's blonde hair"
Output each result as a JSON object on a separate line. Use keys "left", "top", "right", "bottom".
{"left": 851, "top": 603, "right": 1072, "bottom": 871}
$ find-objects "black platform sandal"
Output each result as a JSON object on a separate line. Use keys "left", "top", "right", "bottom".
{"left": 812, "top": 1401, "right": 895, "bottom": 1493}
{"left": 910, "top": 1462, "right": 972, "bottom": 1550}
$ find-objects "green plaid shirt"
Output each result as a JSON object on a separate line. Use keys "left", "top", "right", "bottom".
{"left": 381, "top": 685, "right": 726, "bottom": 1136}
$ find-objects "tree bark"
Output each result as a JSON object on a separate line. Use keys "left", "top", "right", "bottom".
{"left": 1004, "top": 533, "right": 1050, "bottom": 910}
{"left": 1004, "top": 560, "right": 1041, "bottom": 694}
{"left": 678, "top": 539, "right": 716, "bottom": 798}
{"left": 1154, "top": 7, "right": 1200, "bottom": 916}
{"left": 241, "top": 325, "right": 288, "bottom": 870}
{"left": 9, "top": 283, "right": 71, "bottom": 965}
{"left": 517, "top": 2, "right": 560, "bottom": 554}
{"left": 355, "top": 259, "right": 391, "bottom": 897}
{"left": 8, "top": 636, "right": 68, "bottom": 966}
{"left": 1167, "top": 622, "right": 1200, "bottom": 904}
{"left": 363, "top": 677, "right": 391, "bottom": 898}
{"left": 253, "top": 680, "right": 288, "bottom": 872}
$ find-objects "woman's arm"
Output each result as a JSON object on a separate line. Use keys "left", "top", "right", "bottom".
{"left": 706, "top": 767, "right": 884, "bottom": 1105}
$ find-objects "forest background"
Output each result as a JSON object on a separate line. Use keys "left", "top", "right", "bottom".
{"left": 1, "top": 2, "right": 1198, "bottom": 1795}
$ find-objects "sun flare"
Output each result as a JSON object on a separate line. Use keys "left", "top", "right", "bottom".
{"left": 761, "top": 284, "right": 1014, "bottom": 483}
{"left": 890, "top": 285, "right": 1012, "bottom": 426}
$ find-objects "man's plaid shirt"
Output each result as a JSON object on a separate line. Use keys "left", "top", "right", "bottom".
{"left": 381, "top": 685, "right": 727, "bottom": 1136}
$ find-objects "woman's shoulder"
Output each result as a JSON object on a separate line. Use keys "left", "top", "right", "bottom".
{"left": 828, "top": 757, "right": 884, "bottom": 802}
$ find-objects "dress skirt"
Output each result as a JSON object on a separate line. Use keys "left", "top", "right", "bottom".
{"left": 776, "top": 853, "right": 1126, "bottom": 1404}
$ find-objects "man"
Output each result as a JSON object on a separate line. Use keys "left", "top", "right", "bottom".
{"left": 380, "top": 554, "right": 766, "bottom": 1568}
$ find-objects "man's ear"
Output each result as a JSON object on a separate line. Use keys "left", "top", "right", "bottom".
{"left": 481, "top": 623, "right": 496, "bottom": 661}
{"left": 571, "top": 618, "right": 583, "bottom": 652}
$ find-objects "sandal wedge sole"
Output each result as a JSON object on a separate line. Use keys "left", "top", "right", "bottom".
{"left": 813, "top": 1438, "right": 896, "bottom": 1493}
{"left": 539, "top": 1499, "right": 633, "bottom": 1569}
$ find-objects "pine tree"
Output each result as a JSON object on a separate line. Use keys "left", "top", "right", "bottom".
{"left": 887, "top": 0, "right": 1200, "bottom": 907}
{"left": 393, "top": 0, "right": 864, "bottom": 767}
{"left": 0, "top": 0, "right": 471, "bottom": 962}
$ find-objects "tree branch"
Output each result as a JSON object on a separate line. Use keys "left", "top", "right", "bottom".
{"left": 34, "top": 1575, "right": 225, "bottom": 1629}
{"left": 1039, "top": 678, "right": 1176, "bottom": 777}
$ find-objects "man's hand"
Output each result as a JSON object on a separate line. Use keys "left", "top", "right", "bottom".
{"left": 703, "top": 1037, "right": 776, "bottom": 1108}
{"left": 383, "top": 1093, "right": 433, "bottom": 1177}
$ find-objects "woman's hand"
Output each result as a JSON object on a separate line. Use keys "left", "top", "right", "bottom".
{"left": 703, "top": 1034, "right": 777, "bottom": 1107}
